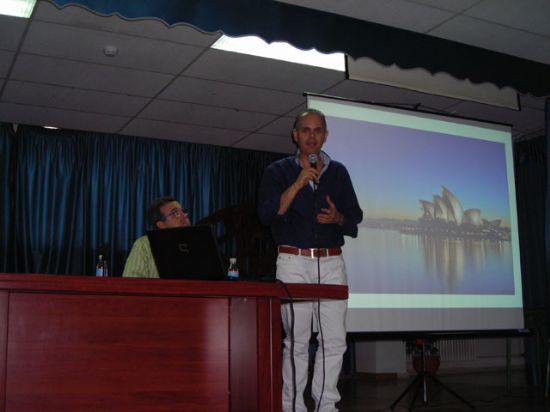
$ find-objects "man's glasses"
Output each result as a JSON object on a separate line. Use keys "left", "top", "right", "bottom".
{"left": 158, "top": 207, "right": 187, "bottom": 222}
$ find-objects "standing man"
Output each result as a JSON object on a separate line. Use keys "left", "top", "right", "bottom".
{"left": 258, "top": 109, "right": 363, "bottom": 412}
{"left": 123, "top": 196, "right": 190, "bottom": 278}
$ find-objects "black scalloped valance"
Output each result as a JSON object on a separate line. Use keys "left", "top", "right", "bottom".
{"left": 50, "top": 0, "right": 550, "bottom": 97}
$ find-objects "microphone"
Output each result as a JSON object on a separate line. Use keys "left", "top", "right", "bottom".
{"left": 308, "top": 154, "right": 318, "bottom": 190}
{"left": 308, "top": 153, "right": 318, "bottom": 169}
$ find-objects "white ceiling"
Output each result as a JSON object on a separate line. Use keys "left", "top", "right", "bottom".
{"left": 0, "top": 0, "right": 547, "bottom": 154}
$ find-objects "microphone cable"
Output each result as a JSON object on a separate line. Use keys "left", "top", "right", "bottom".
{"left": 275, "top": 278, "right": 297, "bottom": 412}
{"left": 306, "top": 157, "right": 327, "bottom": 412}
{"left": 312, "top": 183, "right": 326, "bottom": 412}
{"left": 315, "top": 250, "right": 326, "bottom": 412}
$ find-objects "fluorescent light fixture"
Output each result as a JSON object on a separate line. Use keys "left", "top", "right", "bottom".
{"left": 212, "top": 35, "right": 345, "bottom": 71}
{"left": 0, "top": 0, "right": 37, "bottom": 18}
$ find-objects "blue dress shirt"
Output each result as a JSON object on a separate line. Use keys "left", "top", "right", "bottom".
{"left": 258, "top": 152, "right": 363, "bottom": 248}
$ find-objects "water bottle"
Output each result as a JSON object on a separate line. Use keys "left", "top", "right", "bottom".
{"left": 227, "top": 257, "right": 239, "bottom": 280}
{"left": 95, "top": 254, "right": 106, "bottom": 277}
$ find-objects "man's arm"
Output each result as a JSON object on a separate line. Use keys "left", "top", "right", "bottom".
{"left": 122, "top": 236, "right": 159, "bottom": 278}
{"left": 317, "top": 165, "right": 363, "bottom": 237}
{"left": 336, "top": 168, "right": 363, "bottom": 237}
{"left": 278, "top": 167, "right": 318, "bottom": 215}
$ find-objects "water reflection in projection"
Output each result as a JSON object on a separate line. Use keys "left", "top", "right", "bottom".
{"left": 346, "top": 227, "right": 514, "bottom": 295}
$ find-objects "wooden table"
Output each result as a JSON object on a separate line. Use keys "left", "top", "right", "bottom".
{"left": 0, "top": 273, "right": 347, "bottom": 411}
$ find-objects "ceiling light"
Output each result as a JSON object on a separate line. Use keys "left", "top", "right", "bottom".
{"left": 0, "top": 0, "right": 37, "bottom": 18}
{"left": 212, "top": 35, "right": 345, "bottom": 72}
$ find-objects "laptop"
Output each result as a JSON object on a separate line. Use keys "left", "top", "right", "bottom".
{"left": 147, "top": 225, "right": 226, "bottom": 280}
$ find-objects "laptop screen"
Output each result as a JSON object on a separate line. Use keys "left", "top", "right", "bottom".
{"left": 147, "top": 225, "right": 226, "bottom": 280}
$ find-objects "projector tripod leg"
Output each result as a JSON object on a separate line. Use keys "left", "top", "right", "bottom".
{"left": 390, "top": 371, "right": 475, "bottom": 411}
{"left": 425, "top": 372, "right": 475, "bottom": 410}
{"left": 389, "top": 372, "right": 423, "bottom": 410}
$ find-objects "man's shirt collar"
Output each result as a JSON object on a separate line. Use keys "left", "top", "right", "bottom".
{"left": 294, "top": 150, "right": 331, "bottom": 175}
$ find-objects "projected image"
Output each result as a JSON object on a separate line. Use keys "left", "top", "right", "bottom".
{"left": 326, "top": 117, "right": 515, "bottom": 296}
{"left": 311, "top": 95, "right": 523, "bottom": 332}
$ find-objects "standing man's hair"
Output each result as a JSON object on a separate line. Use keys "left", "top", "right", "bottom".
{"left": 147, "top": 196, "right": 177, "bottom": 226}
{"left": 293, "top": 108, "right": 327, "bottom": 130}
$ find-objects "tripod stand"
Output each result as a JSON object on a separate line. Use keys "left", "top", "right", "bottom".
{"left": 390, "top": 340, "right": 475, "bottom": 411}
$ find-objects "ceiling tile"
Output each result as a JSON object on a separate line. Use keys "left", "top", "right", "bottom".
{"left": 0, "top": 51, "right": 15, "bottom": 77}
{"left": 234, "top": 132, "right": 295, "bottom": 154}
{"left": 160, "top": 77, "right": 304, "bottom": 114}
{"left": 276, "top": 0, "right": 547, "bottom": 67}
{"left": 0, "top": 102, "right": 128, "bottom": 132}
{"left": 324, "top": 79, "right": 546, "bottom": 141}
{"left": 2, "top": 80, "right": 150, "bottom": 117}
{"left": 465, "top": 0, "right": 550, "bottom": 37}
{"left": 276, "top": 0, "right": 454, "bottom": 32}
{"left": 329, "top": 79, "right": 545, "bottom": 140}
{"left": 23, "top": 21, "right": 206, "bottom": 74}
{"left": 449, "top": 100, "right": 545, "bottom": 138}
{"left": 431, "top": 15, "right": 550, "bottom": 65}
{"left": 519, "top": 94, "right": 547, "bottom": 111}
{"left": 11, "top": 54, "right": 174, "bottom": 96}
{"left": 0, "top": 15, "right": 29, "bottom": 50}
{"left": 405, "top": 0, "right": 479, "bottom": 13}
{"left": 140, "top": 100, "right": 277, "bottom": 131}
{"left": 34, "top": 1, "right": 221, "bottom": 47}
{"left": 256, "top": 116, "right": 296, "bottom": 136}
{"left": 121, "top": 118, "right": 247, "bottom": 147}
{"left": 184, "top": 49, "right": 344, "bottom": 93}
{"left": 326, "top": 79, "right": 460, "bottom": 112}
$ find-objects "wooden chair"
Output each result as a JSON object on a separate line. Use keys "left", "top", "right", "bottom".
{"left": 198, "top": 204, "right": 276, "bottom": 280}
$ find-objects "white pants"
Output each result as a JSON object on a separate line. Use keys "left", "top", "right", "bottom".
{"left": 277, "top": 252, "right": 348, "bottom": 412}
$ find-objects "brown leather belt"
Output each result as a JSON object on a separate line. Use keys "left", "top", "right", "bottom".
{"left": 278, "top": 245, "right": 342, "bottom": 258}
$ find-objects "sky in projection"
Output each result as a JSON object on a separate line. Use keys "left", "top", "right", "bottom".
{"left": 324, "top": 116, "right": 511, "bottom": 227}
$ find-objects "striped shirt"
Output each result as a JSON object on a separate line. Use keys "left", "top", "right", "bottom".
{"left": 122, "top": 235, "right": 160, "bottom": 278}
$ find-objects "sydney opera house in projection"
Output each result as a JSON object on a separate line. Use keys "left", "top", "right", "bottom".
{"left": 411, "top": 186, "right": 510, "bottom": 240}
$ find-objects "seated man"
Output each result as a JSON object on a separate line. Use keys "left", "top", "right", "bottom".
{"left": 122, "top": 196, "right": 190, "bottom": 278}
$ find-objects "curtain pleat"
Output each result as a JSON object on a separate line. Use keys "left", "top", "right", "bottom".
{"left": 1, "top": 124, "right": 282, "bottom": 276}
{"left": 514, "top": 137, "right": 547, "bottom": 308}
{"left": 0, "top": 124, "right": 15, "bottom": 272}
{"left": 514, "top": 135, "right": 547, "bottom": 385}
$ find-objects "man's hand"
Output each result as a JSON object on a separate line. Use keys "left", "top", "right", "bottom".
{"left": 293, "top": 166, "right": 319, "bottom": 191}
{"left": 278, "top": 166, "right": 319, "bottom": 215}
{"left": 317, "top": 195, "right": 344, "bottom": 225}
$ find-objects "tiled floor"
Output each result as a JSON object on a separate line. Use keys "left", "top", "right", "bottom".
{"left": 310, "top": 366, "right": 548, "bottom": 411}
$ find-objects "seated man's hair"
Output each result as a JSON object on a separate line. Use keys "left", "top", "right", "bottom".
{"left": 147, "top": 196, "right": 177, "bottom": 226}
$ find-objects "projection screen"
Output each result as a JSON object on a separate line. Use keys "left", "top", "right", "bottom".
{"left": 307, "top": 94, "right": 524, "bottom": 333}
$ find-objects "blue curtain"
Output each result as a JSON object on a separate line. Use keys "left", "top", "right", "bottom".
{"left": 0, "top": 123, "right": 282, "bottom": 277}
{"left": 0, "top": 124, "right": 15, "bottom": 272}
{"left": 514, "top": 131, "right": 548, "bottom": 385}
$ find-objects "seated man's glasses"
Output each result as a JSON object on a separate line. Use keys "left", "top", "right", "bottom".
{"left": 158, "top": 207, "right": 187, "bottom": 222}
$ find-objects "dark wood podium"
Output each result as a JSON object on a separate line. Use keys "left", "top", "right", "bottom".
{"left": 0, "top": 273, "right": 347, "bottom": 411}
